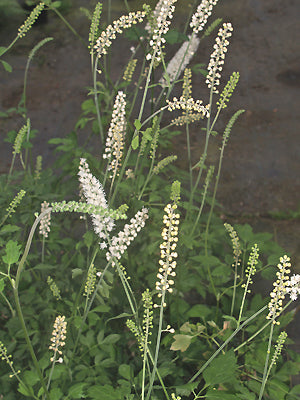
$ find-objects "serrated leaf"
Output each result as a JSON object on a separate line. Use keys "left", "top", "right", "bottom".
{"left": 142, "top": 127, "right": 152, "bottom": 141}
{"left": 2, "top": 240, "right": 21, "bottom": 265}
{"left": 203, "top": 349, "right": 237, "bottom": 385}
{"left": 170, "top": 334, "right": 193, "bottom": 352}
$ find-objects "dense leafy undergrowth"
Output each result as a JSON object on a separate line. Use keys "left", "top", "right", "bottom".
{"left": 0, "top": 1, "right": 300, "bottom": 399}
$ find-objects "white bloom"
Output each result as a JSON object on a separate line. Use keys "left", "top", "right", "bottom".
{"left": 78, "top": 158, "right": 114, "bottom": 245}
{"left": 146, "top": 0, "right": 177, "bottom": 63}
{"left": 286, "top": 274, "right": 300, "bottom": 301}
{"left": 206, "top": 22, "right": 233, "bottom": 93}
{"left": 106, "top": 208, "right": 148, "bottom": 265}
{"left": 160, "top": 35, "right": 200, "bottom": 85}
{"left": 190, "top": 0, "right": 219, "bottom": 33}
{"left": 103, "top": 91, "right": 126, "bottom": 176}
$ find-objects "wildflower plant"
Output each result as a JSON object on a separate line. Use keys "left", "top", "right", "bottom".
{"left": 0, "top": 2, "right": 299, "bottom": 400}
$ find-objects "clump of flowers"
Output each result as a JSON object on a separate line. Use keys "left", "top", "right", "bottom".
{"left": 84, "top": 264, "right": 97, "bottom": 297}
{"left": 106, "top": 208, "right": 149, "bottom": 265}
{"left": 146, "top": 0, "right": 177, "bottom": 63}
{"left": 47, "top": 276, "right": 61, "bottom": 300}
{"left": 286, "top": 274, "right": 300, "bottom": 301}
{"left": 5, "top": 190, "right": 26, "bottom": 220}
{"left": 155, "top": 203, "right": 180, "bottom": 306}
{"left": 242, "top": 244, "right": 259, "bottom": 292}
{"left": 94, "top": 9, "right": 147, "bottom": 58}
{"left": 266, "top": 255, "right": 291, "bottom": 324}
{"left": 39, "top": 201, "right": 51, "bottom": 238}
{"left": 49, "top": 315, "right": 67, "bottom": 363}
{"left": 103, "top": 91, "right": 127, "bottom": 177}
{"left": 190, "top": 0, "right": 219, "bottom": 33}
{"left": 160, "top": 35, "right": 200, "bottom": 85}
{"left": 123, "top": 59, "right": 138, "bottom": 82}
{"left": 0, "top": 341, "right": 20, "bottom": 379}
{"left": 18, "top": 2, "right": 45, "bottom": 38}
{"left": 167, "top": 96, "right": 210, "bottom": 118}
{"left": 206, "top": 22, "right": 233, "bottom": 93}
{"left": 126, "top": 289, "right": 153, "bottom": 356}
{"left": 217, "top": 71, "right": 240, "bottom": 109}
{"left": 224, "top": 222, "right": 242, "bottom": 265}
{"left": 78, "top": 158, "right": 114, "bottom": 245}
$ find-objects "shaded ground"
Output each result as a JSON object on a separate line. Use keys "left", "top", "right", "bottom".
{"left": 0, "top": 0, "right": 299, "bottom": 381}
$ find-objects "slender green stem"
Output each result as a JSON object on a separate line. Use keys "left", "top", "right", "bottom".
{"left": 258, "top": 322, "right": 274, "bottom": 400}
{"left": 0, "top": 291, "right": 15, "bottom": 317}
{"left": 234, "top": 300, "right": 292, "bottom": 352}
{"left": 230, "top": 259, "right": 238, "bottom": 316}
{"left": 186, "top": 123, "right": 193, "bottom": 192}
{"left": 93, "top": 56, "right": 104, "bottom": 144}
{"left": 1, "top": 36, "right": 19, "bottom": 57}
{"left": 50, "top": 7, "right": 87, "bottom": 48}
{"left": 13, "top": 287, "right": 50, "bottom": 399}
{"left": 189, "top": 305, "right": 268, "bottom": 385}
{"left": 146, "top": 291, "right": 166, "bottom": 400}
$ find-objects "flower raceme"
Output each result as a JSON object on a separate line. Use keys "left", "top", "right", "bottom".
{"left": 78, "top": 158, "right": 114, "bottom": 246}
{"left": 266, "top": 255, "right": 291, "bottom": 324}
{"left": 103, "top": 91, "right": 126, "bottom": 176}
{"left": 286, "top": 274, "right": 300, "bottom": 301}
{"left": 160, "top": 35, "right": 200, "bottom": 85}
{"left": 155, "top": 204, "right": 180, "bottom": 306}
{"left": 106, "top": 208, "right": 149, "bottom": 265}
{"left": 206, "top": 22, "right": 233, "bottom": 93}
{"left": 49, "top": 315, "right": 67, "bottom": 363}
{"left": 146, "top": 0, "right": 177, "bottom": 63}
{"left": 94, "top": 10, "right": 147, "bottom": 58}
{"left": 190, "top": 0, "right": 219, "bottom": 33}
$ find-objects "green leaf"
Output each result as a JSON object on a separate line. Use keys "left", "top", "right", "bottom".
{"left": 0, "top": 224, "right": 21, "bottom": 234}
{"left": 83, "top": 231, "right": 94, "bottom": 248}
{"left": 175, "top": 381, "right": 199, "bottom": 396}
{"left": 134, "top": 119, "right": 141, "bottom": 130}
{"left": 23, "top": 370, "right": 39, "bottom": 386}
{"left": 50, "top": 387, "right": 63, "bottom": 400}
{"left": 131, "top": 135, "right": 139, "bottom": 150}
{"left": 100, "top": 334, "right": 121, "bottom": 345}
{"left": 0, "top": 46, "right": 7, "bottom": 56}
{"left": 2, "top": 240, "right": 21, "bottom": 265}
{"left": 72, "top": 268, "right": 83, "bottom": 278}
{"left": 203, "top": 349, "right": 237, "bottom": 385}
{"left": 0, "top": 279, "right": 5, "bottom": 292}
{"left": 170, "top": 334, "right": 193, "bottom": 352}
{"left": 236, "top": 224, "right": 253, "bottom": 243}
{"left": 204, "top": 389, "right": 239, "bottom": 399}
{"left": 17, "top": 382, "right": 33, "bottom": 397}
{"left": 118, "top": 364, "right": 132, "bottom": 381}
{"left": 142, "top": 127, "right": 153, "bottom": 141}
{"left": 164, "top": 29, "right": 187, "bottom": 45}
{"left": 87, "top": 384, "right": 118, "bottom": 399}
{"left": 68, "top": 383, "right": 88, "bottom": 399}
{"left": 1, "top": 60, "right": 12, "bottom": 72}
{"left": 51, "top": 1, "right": 62, "bottom": 8}
{"left": 187, "top": 304, "right": 212, "bottom": 320}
